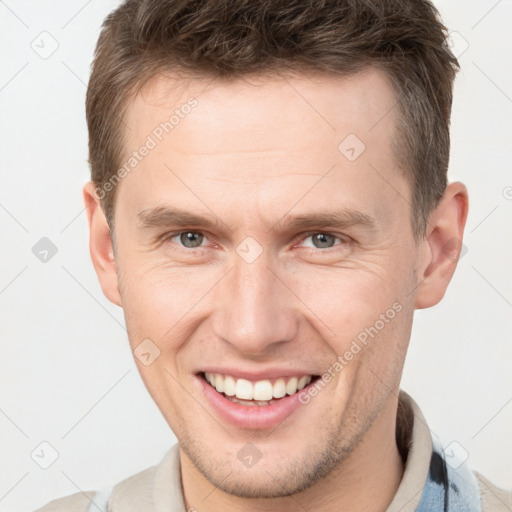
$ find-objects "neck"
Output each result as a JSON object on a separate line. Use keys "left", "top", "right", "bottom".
{"left": 180, "top": 394, "right": 404, "bottom": 512}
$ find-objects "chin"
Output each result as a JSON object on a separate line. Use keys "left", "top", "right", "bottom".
{"left": 179, "top": 427, "right": 357, "bottom": 500}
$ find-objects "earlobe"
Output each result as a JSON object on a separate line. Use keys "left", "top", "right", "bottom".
{"left": 414, "top": 182, "right": 469, "bottom": 310}
{"left": 83, "top": 182, "right": 122, "bottom": 307}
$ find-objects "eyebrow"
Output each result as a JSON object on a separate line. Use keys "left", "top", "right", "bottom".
{"left": 137, "top": 206, "right": 223, "bottom": 230}
{"left": 273, "top": 209, "right": 376, "bottom": 232}
{"left": 137, "top": 206, "right": 376, "bottom": 232}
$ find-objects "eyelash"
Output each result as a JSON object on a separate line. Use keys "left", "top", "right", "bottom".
{"left": 161, "top": 230, "right": 348, "bottom": 252}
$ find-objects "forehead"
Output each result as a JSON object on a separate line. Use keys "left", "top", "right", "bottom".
{"left": 125, "top": 68, "right": 398, "bottom": 154}
{"left": 116, "top": 69, "right": 409, "bottom": 232}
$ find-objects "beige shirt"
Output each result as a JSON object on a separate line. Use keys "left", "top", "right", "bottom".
{"left": 34, "top": 390, "right": 511, "bottom": 512}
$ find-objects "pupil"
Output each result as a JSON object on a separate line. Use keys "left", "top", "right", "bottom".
{"left": 313, "top": 233, "right": 334, "bottom": 248}
{"left": 181, "top": 232, "right": 203, "bottom": 248}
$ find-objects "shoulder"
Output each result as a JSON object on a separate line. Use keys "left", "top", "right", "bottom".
{"left": 33, "top": 490, "right": 96, "bottom": 512}
{"left": 32, "top": 445, "right": 181, "bottom": 512}
{"left": 32, "top": 464, "right": 158, "bottom": 512}
{"left": 475, "top": 471, "right": 512, "bottom": 512}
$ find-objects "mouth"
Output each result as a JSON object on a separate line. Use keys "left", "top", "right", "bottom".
{"left": 197, "top": 370, "right": 322, "bottom": 429}
{"left": 200, "top": 372, "right": 320, "bottom": 406}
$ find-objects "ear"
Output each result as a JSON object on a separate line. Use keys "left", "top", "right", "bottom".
{"left": 83, "top": 182, "right": 122, "bottom": 307}
{"left": 414, "top": 182, "right": 469, "bottom": 309}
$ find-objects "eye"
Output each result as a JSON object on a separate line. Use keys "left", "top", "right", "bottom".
{"left": 299, "top": 232, "right": 346, "bottom": 250}
{"left": 166, "top": 231, "right": 208, "bottom": 249}
{"left": 162, "top": 230, "right": 346, "bottom": 252}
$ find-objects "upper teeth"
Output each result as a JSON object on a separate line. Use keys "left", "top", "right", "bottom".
{"left": 204, "top": 372, "right": 312, "bottom": 401}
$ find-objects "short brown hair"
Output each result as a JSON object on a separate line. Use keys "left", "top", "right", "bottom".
{"left": 87, "top": 0, "right": 459, "bottom": 238}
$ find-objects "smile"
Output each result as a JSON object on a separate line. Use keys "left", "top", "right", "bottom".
{"left": 203, "top": 372, "right": 315, "bottom": 406}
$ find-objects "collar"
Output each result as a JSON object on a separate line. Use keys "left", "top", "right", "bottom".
{"left": 388, "top": 390, "right": 481, "bottom": 512}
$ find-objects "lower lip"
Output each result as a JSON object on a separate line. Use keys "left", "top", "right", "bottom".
{"left": 197, "top": 375, "right": 314, "bottom": 430}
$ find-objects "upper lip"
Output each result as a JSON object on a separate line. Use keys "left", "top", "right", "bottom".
{"left": 197, "top": 367, "right": 318, "bottom": 381}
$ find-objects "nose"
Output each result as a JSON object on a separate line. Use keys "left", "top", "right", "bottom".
{"left": 211, "top": 248, "right": 298, "bottom": 356}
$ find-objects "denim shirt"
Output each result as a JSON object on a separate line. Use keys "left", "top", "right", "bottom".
{"left": 416, "top": 435, "right": 482, "bottom": 511}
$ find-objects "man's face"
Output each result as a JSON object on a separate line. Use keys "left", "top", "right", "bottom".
{"left": 111, "top": 70, "right": 420, "bottom": 497}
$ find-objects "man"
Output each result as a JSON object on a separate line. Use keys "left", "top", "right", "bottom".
{"left": 36, "top": 0, "right": 511, "bottom": 511}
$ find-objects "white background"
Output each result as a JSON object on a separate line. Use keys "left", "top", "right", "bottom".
{"left": 0, "top": 1, "right": 511, "bottom": 510}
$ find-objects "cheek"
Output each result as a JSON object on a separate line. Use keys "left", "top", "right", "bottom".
{"left": 288, "top": 263, "right": 403, "bottom": 332}
{"left": 288, "top": 262, "right": 414, "bottom": 388}
{"left": 118, "top": 258, "right": 220, "bottom": 341}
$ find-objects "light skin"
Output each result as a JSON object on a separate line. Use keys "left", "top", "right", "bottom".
{"left": 84, "top": 69, "right": 468, "bottom": 511}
